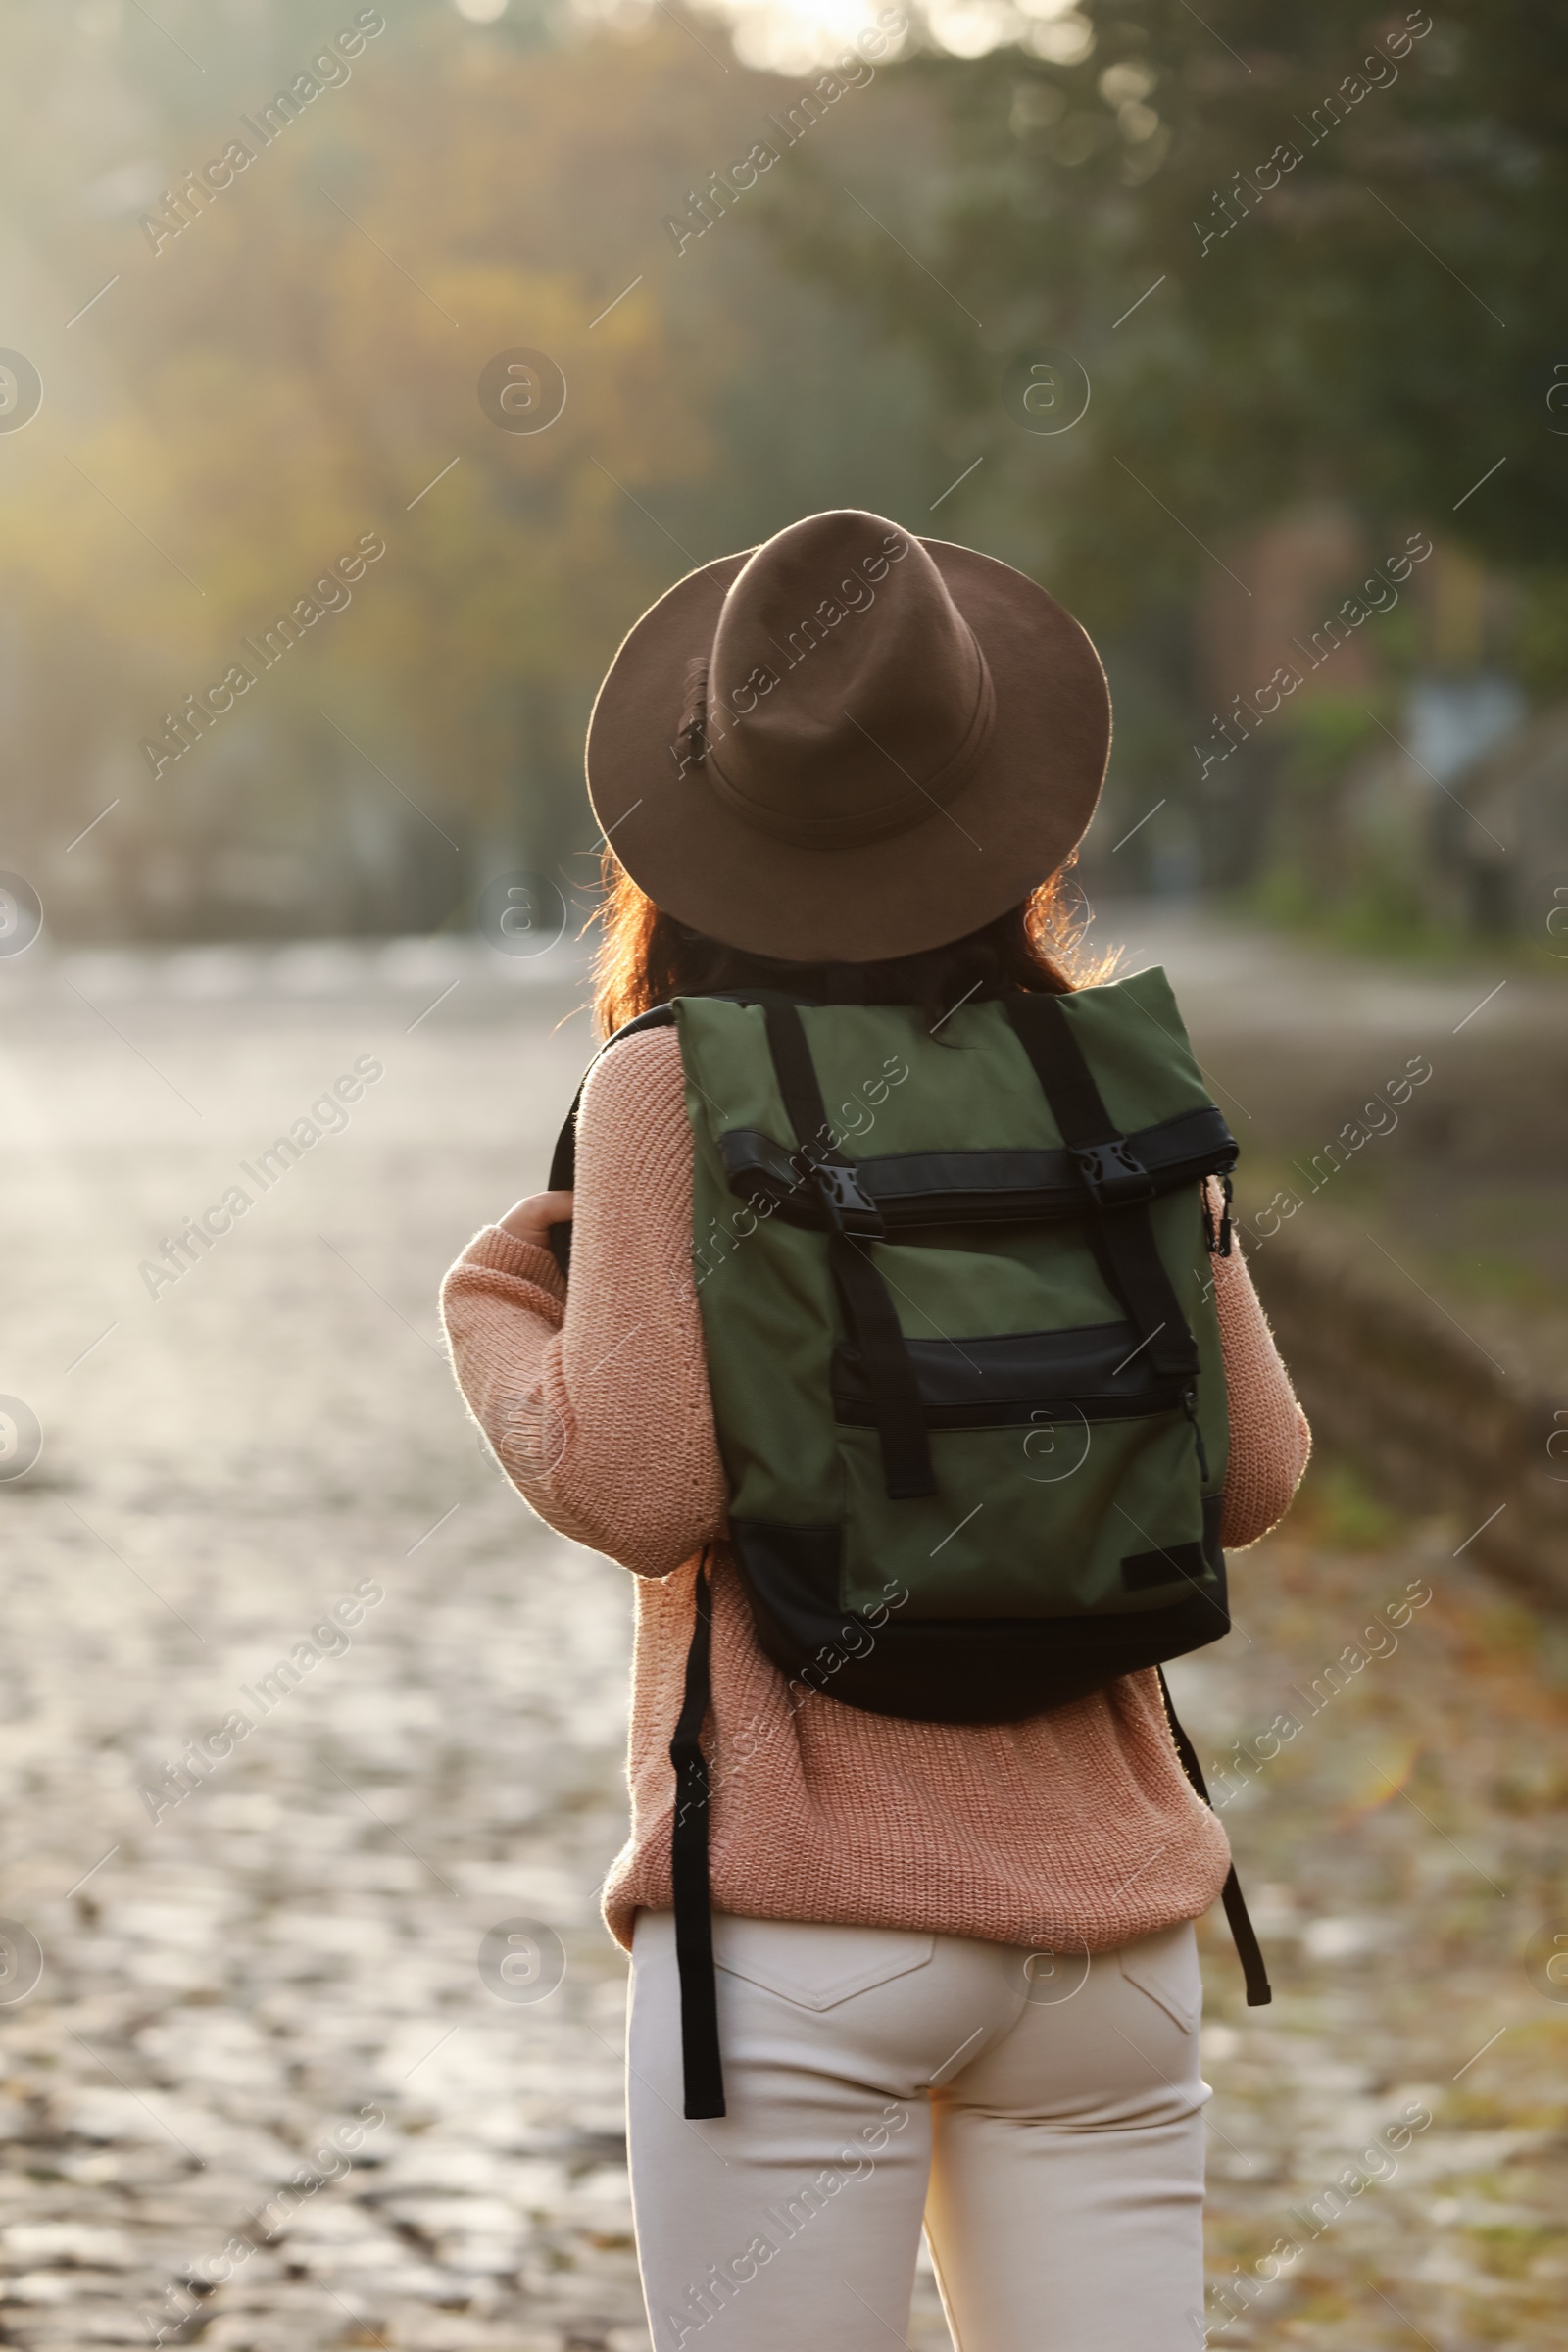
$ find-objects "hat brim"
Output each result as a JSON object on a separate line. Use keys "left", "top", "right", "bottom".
{"left": 584, "top": 535, "right": 1111, "bottom": 964}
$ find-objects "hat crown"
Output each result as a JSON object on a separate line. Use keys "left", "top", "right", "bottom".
{"left": 583, "top": 504, "right": 1110, "bottom": 965}
{"left": 704, "top": 510, "right": 994, "bottom": 848}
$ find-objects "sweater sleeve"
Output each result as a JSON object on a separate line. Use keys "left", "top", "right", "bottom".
{"left": 1205, "top": 1177, "right": 1311, "bottom": 1548}
{"left": 439, "top": 1029, "right": 727, "bottom": 1577}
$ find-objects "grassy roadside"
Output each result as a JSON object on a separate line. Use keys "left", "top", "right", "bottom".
{"left": 1186, "top": 1458, "right": 1568, "bottom": 2348}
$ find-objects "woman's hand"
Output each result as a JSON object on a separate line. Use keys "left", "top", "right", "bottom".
{"left": 498, "top": 1189, "right": 574, "bottom": 1249}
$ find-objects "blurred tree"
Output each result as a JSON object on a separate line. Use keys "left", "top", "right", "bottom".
{"left": 780, "top": 0, "right": 1568, "bottom": 604}
{"left": 0, "top": 1, "right": 946, "bottom": 937}
{"left": 764, "top": 0, "right": 1568, "bottom": 904}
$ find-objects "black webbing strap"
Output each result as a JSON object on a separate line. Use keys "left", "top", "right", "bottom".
{"left": 1157, "top": 1669, "right": 1272, "bottom": 2006}
{"left": 545, "top": 1088, "right": 583, "bottom": 1279}
{"left": 669, "top": 1552, "right": 725, "bottom": 2117}
{"left": 545, "top": 1006, "right": 677, "bottom": 1279}
{"left": 823, "top": 1240, "right": 937, "bottom": 1499}
{"left": 1004, "top": 994, "right": 1199, "bottom": 1382}
{"left": 756, "top": 996, "right": 935, "bottom": 1500}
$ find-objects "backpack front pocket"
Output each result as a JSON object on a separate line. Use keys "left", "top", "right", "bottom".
{"left": 833, "top": 1319, "right": 1213, "bottom": 1619}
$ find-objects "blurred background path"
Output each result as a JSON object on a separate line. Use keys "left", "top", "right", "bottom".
{"left": 0, "top": 924, "right": 1563, "bottom": 2350}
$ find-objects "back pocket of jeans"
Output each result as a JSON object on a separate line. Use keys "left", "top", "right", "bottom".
{"left": 713, "top": 1917, "right": 935, "bottom": 2011}
{"left": 1116, "top": 1922, "right": 1200, "bottom": 2032}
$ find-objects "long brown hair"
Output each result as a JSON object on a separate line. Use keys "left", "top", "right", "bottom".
{"left": 590, "top": 851, "right": 1114, "bottom": 1039}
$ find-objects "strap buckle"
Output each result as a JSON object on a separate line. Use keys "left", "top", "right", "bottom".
{"left": 1070, "top": 1138, "right": 1156, "bottom": 1208}
{"left": 808, "top": 1155, "right": 885, "bottom": 1237}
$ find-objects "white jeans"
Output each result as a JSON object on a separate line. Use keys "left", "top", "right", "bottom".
{"left": 626, "top": 1910, "right": 1209, "bottom": 2352}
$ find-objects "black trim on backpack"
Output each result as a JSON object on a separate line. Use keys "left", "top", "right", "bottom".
{"left": 669, "top": 1552, "right": 725, "bottom": 2117}
{"left": 831, "top": 1318, "right": 1187, "bottom": 1430}
{"left": 1156, "top": 1667, "right": 1273, "bottom": 2008}
{"left": 726, "top": 1513, "right": 1229, "bottom": 1724}
{"left": 1004, "top": 994, "right": 1201, "bottom": 1388}
{"left": 718, "top": 1103, "right": 1237, "bottom": 1232}
{"left": 1121, "top": 1540, "right": 1210, "bottom": 1593}
{"left": 545, "top": 1005, "right": 677, "bottom": 1278}
{"left": 753, "top": 995, "right": 937, "bottom": 1501}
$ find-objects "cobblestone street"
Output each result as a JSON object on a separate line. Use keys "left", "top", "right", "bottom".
{"left": 0, "top": 933, "right": 1563, "bottom": 2350}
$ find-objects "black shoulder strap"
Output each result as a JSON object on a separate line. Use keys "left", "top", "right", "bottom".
{"left": 669, "top": 1551, "right": 725, "bottom": 2117}
{"left": 1157, "top": 1668, "right": 1272, "bottom": 2006}
{"left": 755, "top": 995, "right": 935, "bottom": 1501}
{"left": 545, "top": 1004, "right": 677, "bottom": 1278}
{"left": 1004, "top": 993, "right": 1200, "bottom": 1383}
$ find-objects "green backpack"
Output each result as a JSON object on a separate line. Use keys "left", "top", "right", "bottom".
{"left": 549, "top": 968, "right": 1269, "bottom": 2115}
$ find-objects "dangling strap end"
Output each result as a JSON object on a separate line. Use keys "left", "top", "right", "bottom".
{"left": 1222, "top": 1868, "right": 1273, "bottom": 2006}
{"left": 1157, "top": 1668, "right": 1272, "bottom": 2010}
{"left": 668, "top": 1553, "right": 726, "bottom": 2119}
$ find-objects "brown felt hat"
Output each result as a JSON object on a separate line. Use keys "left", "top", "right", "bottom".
{"left": 585, "top": 508, "right": 1111, "bottom": 963}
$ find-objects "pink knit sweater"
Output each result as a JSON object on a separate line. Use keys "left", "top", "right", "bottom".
{"left": 441, "top": 1028, "right": 1309, "bottom": 1955}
